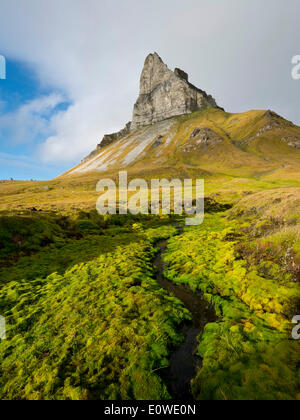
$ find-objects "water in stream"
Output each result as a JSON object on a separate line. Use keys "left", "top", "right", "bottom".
{"left": 153, "top": 238, "right": 216, "bottom": 400}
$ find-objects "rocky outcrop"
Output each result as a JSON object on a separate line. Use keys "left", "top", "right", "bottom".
{"left": 236, "top": 111, "right": 296, "bottom": 149}
{"left": 182, "top": 127, "right": 223, "bottom": 152}
{"left": 81, "top": 122, "right": 131, "bottom": 163}
{"left": 256, "top": 110, "right": 294, "bottom": 137}
{"left": 98, "top": 122, "right": 132, "bottom": 149}
{"left": 131, "top": 53, "right": 221, "bottom": 130}
{"left": 150, "top": 135, "right": 164, "bottom": 150}
{"left": 281, "top": 136, "right": 300, "bottom": 149}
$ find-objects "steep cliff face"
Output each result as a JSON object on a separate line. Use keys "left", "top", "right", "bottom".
{"left": 84, "top": 52, "right": 221, "bottom": 157}
{"left": 131, "top": 53, "right": 220, "bottom": 130}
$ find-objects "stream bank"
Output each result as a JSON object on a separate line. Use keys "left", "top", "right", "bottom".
{"left": 153, "top": 234, "right": 216, "bottom": 399}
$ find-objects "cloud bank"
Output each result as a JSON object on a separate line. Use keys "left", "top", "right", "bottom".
{"left": 0, "top": 93, "right": 63, "bottom": 145}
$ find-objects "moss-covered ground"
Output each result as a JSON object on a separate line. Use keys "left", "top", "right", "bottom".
{"left": 0, "top": 188, "right": 299, "bottom": 400}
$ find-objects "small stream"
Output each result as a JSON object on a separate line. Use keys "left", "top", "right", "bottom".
{"left": 153, "top": 235, "right": 216, "bottom": 400}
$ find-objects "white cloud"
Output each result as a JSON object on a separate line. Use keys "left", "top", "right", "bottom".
{"left": 38, "top": 94, "right": 111, "bottom": 162}
{"left": 0, "top": 93, "right": 64, "bottom": 144}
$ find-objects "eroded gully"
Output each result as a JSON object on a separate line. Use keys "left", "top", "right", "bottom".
{"left": 153, "top": 228, "right": 216, "bottom": 400}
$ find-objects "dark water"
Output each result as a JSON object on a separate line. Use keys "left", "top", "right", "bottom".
{"left": 153, "top": 238, "right": 216, "bottom": 400}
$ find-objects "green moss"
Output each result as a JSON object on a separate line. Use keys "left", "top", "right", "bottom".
{"left": 163, "top": 213, "right": 300, "bottom": 400}
{"left": 0, "top": 217, "right": 189, "bottom": 400}
{"left": 0, "top": 199, "right": 299, "bottom": 400}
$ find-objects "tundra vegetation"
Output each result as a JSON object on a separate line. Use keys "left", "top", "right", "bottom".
{"left": 0, "top": 187, "right": 299, "bottom": 400}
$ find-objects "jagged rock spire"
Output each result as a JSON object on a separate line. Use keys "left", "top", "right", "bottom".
{"left": 131, "top": 52, "right": 220, "bottom": 130}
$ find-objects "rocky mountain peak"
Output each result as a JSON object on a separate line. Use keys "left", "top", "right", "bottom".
{"left": 89, "top": 53, "right": 222, "bottom": 156}
{"left": 131, "top": 52, "right": 221, "bottom": 130}
{"left": 138, "top": 53, "right": 169, "bottom": 95}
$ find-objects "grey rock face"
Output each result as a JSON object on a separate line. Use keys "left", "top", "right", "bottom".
{"left": 150, "top": 135, "right": 164, "bottom": 150}
{"left": 81, "top": 122, "right": 131, "bottom": 162}
{"left": 90, "top": 53, "right": 221, "bottom": 154}
{"left": 98, "top": 122, "right": 132, "bottom": 150}
{"left": 131, "top": 53, "right": 221, "bottom": 130}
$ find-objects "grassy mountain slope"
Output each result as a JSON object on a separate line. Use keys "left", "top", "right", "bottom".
{"left": 0, "top": 108, "right": 299, "bottom": 214}
{"left": 68, "top": 108, "right": 300, "bottom": 178}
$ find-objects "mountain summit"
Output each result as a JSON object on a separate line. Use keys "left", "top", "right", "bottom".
{"left": 67, "top": 54, "right": 300, "bottom": 177}
{"left": 78, "top": 52, "right": 222, "bottom": 162}
{"left": 131, "top": 52, "right": 220, "bottom": 129}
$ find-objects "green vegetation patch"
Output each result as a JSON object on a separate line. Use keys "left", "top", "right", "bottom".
{"left": 0, "top": 214, "right": 189, "bottom": 400}
{"left": 163, "top": 213, "right": 300, "bottom": 400}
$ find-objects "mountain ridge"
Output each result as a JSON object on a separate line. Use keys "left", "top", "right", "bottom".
{"left": 68, "top": 107, "right": 300, "bottom": 179}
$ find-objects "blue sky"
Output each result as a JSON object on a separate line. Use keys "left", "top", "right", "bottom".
{"left": 0, "top": 0, "right": 300, "bottom": 181}
{"left": 0, "top": 60, "right": 71, "bottom": 180}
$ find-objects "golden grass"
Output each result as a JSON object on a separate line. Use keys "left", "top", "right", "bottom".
{"left": 0, "top": 108, "right": 299, "bottom": 213}
{"left": 233, "top": 187, "right": 300, "bottom": 222}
